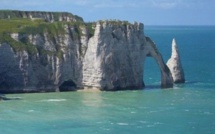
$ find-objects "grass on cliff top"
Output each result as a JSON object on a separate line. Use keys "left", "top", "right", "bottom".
{"left": 0, "top": 18, "right": 66, "bottom": 35}
{"left": 0, "top": 10, "right": 84, "bottom": 22}
{"left": 0, "top": 19, "right": 65, "bottom": 55}
{"left": 0, "top": 18, "right": 95, "bottom": 37}
{"left": 0, "top": 18, "right": 95, "bottom": 58}
{"left": 98, "top": 20, "right": 132, "bottom": 26}
{"left": 0, "top": 33, "right": 37, "bottom": 55}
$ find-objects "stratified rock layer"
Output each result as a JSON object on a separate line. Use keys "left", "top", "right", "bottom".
{"left": 167, "top": 38, "right": 185, "bottom": 83}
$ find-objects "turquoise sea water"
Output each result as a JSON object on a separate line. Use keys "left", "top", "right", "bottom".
{"left": 1, "top": 26, "right": 215, "bottom": 134}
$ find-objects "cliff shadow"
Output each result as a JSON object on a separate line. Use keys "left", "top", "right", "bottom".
{"left": 0, "top": 43, "right": 25, "bottom": 92}
{"left": 59, "top": 79, "right": 77, "bottom": 92}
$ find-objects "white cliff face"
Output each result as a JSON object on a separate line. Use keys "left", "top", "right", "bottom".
{"left": 0, "top": 24, "right": 84, "bottom": 93}
{"left": 83, "top": 21, "right": 146, "bottom": 90}
{"left": 83, "top": 21, "right": 173, "bottom": 90}
{"left": 167, "top": 38, "right": 185, "bottom": 83}
{"left": 0, "top": 15, "right": 174, "bottom": 92}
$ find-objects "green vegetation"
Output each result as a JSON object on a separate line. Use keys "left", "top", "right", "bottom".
{"left": 85, "top": 22, "right": 96, "bottom": 38}
{"left": 0, "top": 33, "right": 37, "bottom": 55}
{"left": 0, "top": 18, "right": 93, "bottom": 57}
{"left": 98, "top": 20, "right": 131, "bottom": 26}
{"left": 0, "top": 18, "right": 64, "bottom": 56}
{"left": 0, "top": 18, "right": 66, "bottom": 35}
{"left": 0, "top": 10, "right": 84, "bottom": 22}
{"left": 0, "top": 10, "right": 20, "bottom": 19}
{"left": 20, "top": 21, "right": 66, "bottom": 36}
{"left": 0, "top": 10, "right": 97, "bottom": 60}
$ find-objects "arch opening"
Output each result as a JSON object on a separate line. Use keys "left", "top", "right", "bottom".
{"left": 144, "top": 57, "right": 161, "bottom": 89}
{"left": 59, "top": 80, "right": 77, "bottom": 92}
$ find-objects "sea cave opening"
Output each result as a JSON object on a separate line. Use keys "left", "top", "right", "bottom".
{"left": 144, "top": 57, "right": 161, "bottom": 89}
{"left": 59, "top": 80, "right": 77, "bottom": 92}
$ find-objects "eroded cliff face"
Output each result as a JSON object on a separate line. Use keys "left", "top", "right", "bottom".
{"left": 83, "top": 21, "right": 146, "bottom": 90}
{"left": 0, "top": 11, "right": 173, "bottom": 93}
{"left": 82, "top": 21, "right": 173, "bottom": 90}
{"left": 0, "top": 24, "right": 86, "bottom": 93}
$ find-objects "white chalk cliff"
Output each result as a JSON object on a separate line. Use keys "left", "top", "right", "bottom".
{"left": 0, "top": 11, "right": 174, "bottom": 93}
{"left": 82, "top": 21, "right": 173, "bottom": 90}
{"left": 0, "top": 10, "right": 83, "bottom": 22}
{"left": 167, "top": 38, "right": 185, "bottom": 83}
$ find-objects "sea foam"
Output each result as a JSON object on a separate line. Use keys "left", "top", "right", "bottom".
{"left": 40, "top": 99, "right": 66, "bottom": 102}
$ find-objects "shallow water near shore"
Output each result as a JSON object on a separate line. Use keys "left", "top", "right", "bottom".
{"left": 1, "top": 86, "right": 215, "bottom": 134}
{"left": 1, "top": 26, "right": 215, "bottom": 134}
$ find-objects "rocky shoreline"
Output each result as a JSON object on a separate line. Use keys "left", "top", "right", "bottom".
{"left": 0, "top": 10, "right": 184, "bottom": 93}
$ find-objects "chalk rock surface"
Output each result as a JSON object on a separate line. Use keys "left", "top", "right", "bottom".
{"left": 82, "top": 21, "right": 173, "bottom": 90}
{"left": 0, "top": 10, "right": 174, "bottom": 93}
{"left": 167, "top": 38, "right": 185, "bottom": 83}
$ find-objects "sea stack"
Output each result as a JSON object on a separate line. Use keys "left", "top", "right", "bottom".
{"left": 167, "top": 38, "right": 185, "bottom": 83}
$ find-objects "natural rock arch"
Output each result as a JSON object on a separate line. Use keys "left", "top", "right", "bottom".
{"left": 0, "top": 11, "right": 176, "bottom": 93}
{"left": 144, "top": 37, "right": 173, "bottom": 88}
{"left": 82, "top": 22, "right": 173, "bottom": 90}
{"left": 143, "top": 57, "right": 160, "bottom": 87}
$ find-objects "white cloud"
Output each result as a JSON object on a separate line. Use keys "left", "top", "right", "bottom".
{"left": 150, "top": 0, "right": 180, "bottom": 9}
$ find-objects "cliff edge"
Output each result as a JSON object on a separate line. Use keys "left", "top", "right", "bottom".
{"left": 0, "top": 10, "right": 83, "bottom": 22}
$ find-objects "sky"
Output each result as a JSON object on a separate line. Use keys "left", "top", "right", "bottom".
{"left": 0, "top": 0, "right": 214, "bottom": 25}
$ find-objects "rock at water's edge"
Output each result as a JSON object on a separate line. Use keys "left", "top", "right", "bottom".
{"left": 167, "top": 38, "right": 185, "bottom": 83}
{"left": 0, "top": 10, "right": 175, "bottom": 92}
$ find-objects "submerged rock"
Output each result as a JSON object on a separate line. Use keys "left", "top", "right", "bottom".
{"left": 0, "top": 94, "right": 21, "bottom": 100}
{"left": 0, "top": 94, "right": 9, "bottom": 100}
{"left": 167, "top": 38, "right": 185, "bottom": 83}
